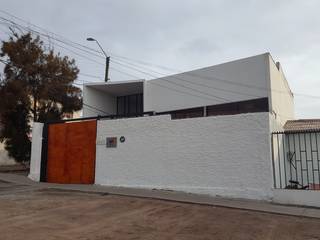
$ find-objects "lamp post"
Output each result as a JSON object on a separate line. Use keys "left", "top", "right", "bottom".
{"left": 86, "top": 37, "right": 110, "bottom": 82}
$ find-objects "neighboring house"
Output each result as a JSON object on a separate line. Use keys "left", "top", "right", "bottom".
{"left": 29, "top": 53, "right": 320, "bottom": 208}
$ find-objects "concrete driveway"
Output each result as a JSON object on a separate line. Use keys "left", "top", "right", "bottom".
{"left": 0, "top": 177, "right": 320, "bottom": 240}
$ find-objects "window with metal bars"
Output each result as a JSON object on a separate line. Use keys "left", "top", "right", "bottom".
{"left": 117, "top": 93, "right": 143, "bottom": 117}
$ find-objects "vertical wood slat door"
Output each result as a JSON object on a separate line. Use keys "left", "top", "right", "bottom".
{"left": 46, "top": 120, "right": 97, "bottom": 184}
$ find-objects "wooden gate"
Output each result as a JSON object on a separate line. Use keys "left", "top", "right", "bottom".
{"left": 45, "top": 120, "right": 97, "bottom": 184}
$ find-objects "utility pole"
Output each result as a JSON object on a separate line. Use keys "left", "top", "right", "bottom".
{"left": 105, "top": 56, "right": 110, "bottom": 82}
{"left": 87, "top": 37, "right": 110, "bottom": 82}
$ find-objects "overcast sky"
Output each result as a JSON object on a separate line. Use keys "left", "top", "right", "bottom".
{"left": 0, "top": 0, "right": 319, "bottom": 119}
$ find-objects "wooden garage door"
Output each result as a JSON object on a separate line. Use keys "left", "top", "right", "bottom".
{"left": 46, "top": 120, "right": 97, "bottom": 184}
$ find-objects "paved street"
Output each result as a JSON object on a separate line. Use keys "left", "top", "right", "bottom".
{"left": 0, "top": 178, "right": 320, "bottom": 240}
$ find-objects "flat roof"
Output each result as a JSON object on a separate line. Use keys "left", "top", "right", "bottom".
{"left": 84, "top": 80, "right": 144, "bottom": 96}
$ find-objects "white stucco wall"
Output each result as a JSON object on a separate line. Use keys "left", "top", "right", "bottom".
{"left": 29, "top": 122, "right": 43, "bottom": 181}
{"left": 95, "top": 112, "right": 273, "bottom": 200}
{"left": 268, "top": 55, "right": 294, "bottom": 126}
{"left": 83, "top": 85, "right": 117, "bottom": 117}
{"left": 144, "top": 53, "right": 270, "bottom": 113}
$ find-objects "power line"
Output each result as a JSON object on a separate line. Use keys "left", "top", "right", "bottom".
{"left": 0, "top": 10, "right": 105, "bottom": 55}
{"left": 0, "top": 17, "right": 104, "bottom": 60}
{"left": 78, "top": 72, "right": 102, "bottom": 79}
{"left": 111, "top": 59, "right": 228, "bottom": 102}
{"left": 0, "top": 11, "right": 175, "bottom": 75}
{"left": 0, "top": 14, "right": 138, "bottom": 85}
{"left": 111, "top": 54, "right": 177, "bottom": 73}
{"left": 37, "top": 36, "right": 140, "bottom": 80}
{"left": 0, "top": 9, "right": 174, "bottom": 73}
{"left": 111, "top": 59, "right": 254, "bottom": 102}
{"left": 0, "top": 59, "right": 97, "bottom": 83}
{"left": 0, "top": 11, "right": 320, "bottom": 102}
{"left": 110, "top": 67, "right": 141, "bottom": 79}
{"left": 82, "top": 103, "right": 111, "bottom": 115}
{"left": 111, "top": 57, "right": 320, "bottom": 101}
{"left": 112, "top": 57, "right": 262, "bottom": 99}
{"left": 0, "top": 9, "right": 103, "bottom": 54}
{"left": 112, "top": 56, "right": 271, "bottom": 97}
{"left": 49, "top": 41, "right": 141, "bottom": 79}
{"left": 0, "top": 13, "right": 292, "bottom": 99}
{"left": 50, "top": 40, "right": 105, "bottom": 66}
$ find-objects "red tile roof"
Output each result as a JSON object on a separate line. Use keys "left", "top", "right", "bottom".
{"left": 284, "top": 119, "right": 320, "bottom": 132}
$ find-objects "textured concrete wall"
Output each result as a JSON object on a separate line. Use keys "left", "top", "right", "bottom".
{"left": 29, "top": 122, "right": 43, "bottom": 181}
{"left": 95, "top": 112, "right": 273, "bottom": 200}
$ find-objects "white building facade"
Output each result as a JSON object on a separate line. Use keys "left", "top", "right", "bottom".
{"left": 83, "top": 53, "right": 294, "bottom": 126}
{"left": 30, "top": 53, "right": 320, "bottom": 207}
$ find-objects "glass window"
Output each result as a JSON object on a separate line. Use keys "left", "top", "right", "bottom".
{"left": 117, "top": 96, "right": 125, "bottom": 116}
{"left": 117, "top": 94, "right": 143, "bottom": 117}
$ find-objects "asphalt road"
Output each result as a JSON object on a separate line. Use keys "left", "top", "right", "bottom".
{"left": 0, "top": 180, "right": 320, "bottom": 240}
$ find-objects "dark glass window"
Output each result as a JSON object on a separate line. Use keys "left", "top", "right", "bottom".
{"left": 171, "top": 107, "right": 204, "bottom": 119}
{"left": 117, "top": 93, "right": 143, "bottom": 117}
{"left": 129, "top": 95, "right": 137, "bottom": 115}
{"left": 137, "top": 94, "right": 143, "bottom": 114}
{"left": 157, "top": 97, "right": 269, "bottom": 120}
{"left": 117, "top": 97, "right": 125, "bottom": 116}
{"left": 207, "top": 97, "right": 268, "bottom": 117}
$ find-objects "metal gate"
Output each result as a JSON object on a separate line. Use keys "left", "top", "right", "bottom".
{"left": 40, "top": 120, "right": 97, "bottom": 184}
{"left": 271, "top": 131, "right": 320, "bottom": 190}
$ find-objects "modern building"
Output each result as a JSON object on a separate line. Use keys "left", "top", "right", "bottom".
{"left": 83, "top": 53, "right": 294, "bottom": 128}
{"left": 29, "top": 53, "right": 320, "bottom": 208}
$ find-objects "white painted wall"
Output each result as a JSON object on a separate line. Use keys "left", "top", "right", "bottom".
{"left": 273, "top": 189, "right": 320, "bottom": 208}
{"left": 268, "top": 55, "right": 294, "bottom": 126}
{"left": 144, "top": 53, "right": 270, "bottom": 113}
{"left": 0, "top": 143, "right": 15, "bottom": 166}
{"left": 83, "top": 85, "right": 117, "bottom": 117}
{"left": 95, "top": 112, "right": 273, "bottom": 200}
{"left": 29, "top": 122, "right": 43, "bottom": 181}
{"left": 81, "top": 53, "right": 294, "bottom": 131}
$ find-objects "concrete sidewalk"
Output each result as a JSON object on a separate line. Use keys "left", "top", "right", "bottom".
{"left": 1, "top": 173, "right": 320, "bottom": 219}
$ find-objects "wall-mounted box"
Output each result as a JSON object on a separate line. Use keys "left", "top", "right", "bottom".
{"left": 106, "top": 137, "right": 117, "bottom": 148}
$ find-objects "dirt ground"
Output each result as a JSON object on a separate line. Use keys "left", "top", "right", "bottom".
{"left": 0, "top": 181, "right": 320, "bottom": 240}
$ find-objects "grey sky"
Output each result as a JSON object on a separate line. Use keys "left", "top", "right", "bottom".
{"left": 0, "top": 0, "right": 319, "bottom": 118}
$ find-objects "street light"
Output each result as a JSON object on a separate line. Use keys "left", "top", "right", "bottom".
{"left": 86, "top": 37, "right": 110, "bottom": 82}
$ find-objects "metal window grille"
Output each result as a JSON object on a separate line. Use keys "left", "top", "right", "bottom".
{"left": 271, "top": 131, "right": 320, "bottom": 190}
